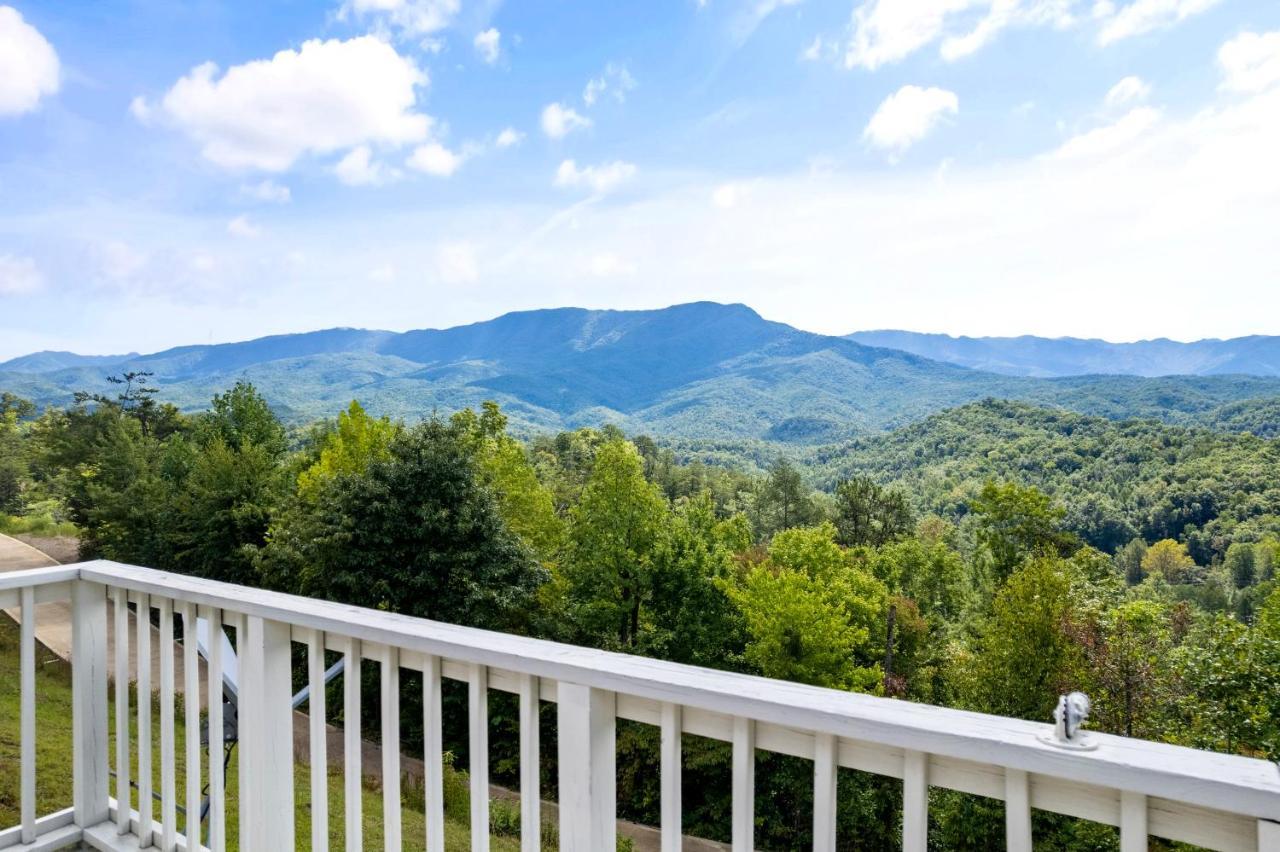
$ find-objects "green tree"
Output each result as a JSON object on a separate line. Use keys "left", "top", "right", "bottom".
{"left": 970, "top": 480, "right": 1074, "bottom": 582}
{"left": 1115, "top": 537, "right": 1148, "bottom": 586}
{"left": 564, "top": 440, "right": 669, "bottom": 647}
{"left": 267, "top": 419, "right": 545, "bottom": 632}
{"left": 1080, "top": 600, "right": 1174, "bottom": 738}
{"left": 1224, "top": 542, "right": 1257, "bottom": 589}
{"left": 726, "top": 523, "right": 886, "bottom": 691}
{"left": 454, "top": 403, "right": 565, "bottom": 566}
{"left": 756, "top": 458, "right": 820, "bottom": 538}
{"left": 958, "top": 557, "right": 1081, "bottom": 721}
{"left": 833, "top": 476, "right": 913, "bottom": 547}
{"left": 1141, "top": 539, "right": 1197, "bottom": 584}
{"left": 297, "top": 400, "right": 399, "bottom": 500}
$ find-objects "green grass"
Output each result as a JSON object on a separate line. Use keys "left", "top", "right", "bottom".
{"left": 0, "top": 615, "right": 531, "bottom": 850}
{"left": 0, "top": 511, "right": 78, "bottom": 538}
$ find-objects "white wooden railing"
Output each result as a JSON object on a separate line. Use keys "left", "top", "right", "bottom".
{"left": 2, "top": 560, "right": 1278, "bottom": 852}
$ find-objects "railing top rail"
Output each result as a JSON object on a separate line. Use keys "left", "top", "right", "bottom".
{"left": 19, "top": 560, "right": 1280, "bottom": 821}
{"left": 0, "top": 565, "right": 83, "bottom": 591}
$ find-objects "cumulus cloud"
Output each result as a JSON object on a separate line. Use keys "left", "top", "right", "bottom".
{"left": 712, "top": 182, "right": 748, "bottom": 208}
{"left": 334, "top": 145, "right": 398, "bottom": 186}
{"left": 0, "top": 6, "right": 60, "bottom": 116}
{"left": 227, "top": 214, "right": 263, "bottom": 238}
{"left": 844, "top": 0, "right": 1073, "bottom": 69}
{"left": 1097, "top": 0, "right": 1222, "bottom": 45}
{"left": 1218, "top": 30, "right": 1280, "bottom": 94}
{"left": 554, "top": 159, "right": 637, "bottom": 194}
{"left": 241, "top": 179, "right": 291, "bottom": 203}
{"left": 541, "top": 102, "right": 592, "bottom": 138}
{"left": 495, "top": 127, "right": 524, "bottom": 148}
{"left": 1048, "top": 106, "right": 1160, "bottom": 160}
{"left": 474, "top": 28, "right": 501, "bottom": 63}
{"left": 406, "top": 142, "right": 463, "bottom": 176}
{"left": 1104, "top": 75, "right": 1151, "bottom": 107}
{"left": 141, "top": 36, "right": 431, "bottom": 171}
{"left": 583, "top": 63, "right": 636, "bottom": 106}
{"left": 0, "top": 254, "right": 42, "bottom": 294}
{"left": 338, "top": 0, "right": 460, "bottom": 38}
{"left": 863, "top": 85, "right": 958, "bottom": 153}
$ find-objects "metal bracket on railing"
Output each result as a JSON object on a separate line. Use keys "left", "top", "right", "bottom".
{"left": 1038, "top": 691, "right": 1098, "bottom": 751}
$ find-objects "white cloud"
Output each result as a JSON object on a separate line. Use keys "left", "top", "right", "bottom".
{"left": 729, "top": 0, "right": 803, "bottom": 45}
{"left": 339, "top": 0, "right": 460, "bottom": 38}
{"left": 368, "top": 263, "right": 396, "bottom": 282}
{"left": 0, "top": 254, "right": 42, "bottom": 294}
{"left": 541, "top": 102, "right": 592, "bottom": 138}
{"left": 554, "top": 159, "right": 637, "bottom": 194}
{"left": 0, "top": 6, "right": 60, "bottom": 116}
{"left": 1104, "top": 75, "right": 1151, "bottom": 107}
{"left": 712, "top": 182, "right": 748, "bottom": 208}
{"left": 1097, "top": 0, "right": 1222, "bottom": 45}
{"left": 241, "top": 179, "right": 292, "bottom": 203}
{"left": 334, "top": 145, "right": 398, "bottom": 186}
{"left": 406, "top": 142, "right": 462, "bottom": 177}
{"left": 585, "top": 252, "right": 637, "bottom": 277}
{"left": 495, "top": 127, "right": 524, "bottom": 148}
{"left": 227, "top": 214, "right": 262, "bottom": 238}
{"left": 863, "top": 85, "right": 958, "bottom": 153}
{"left": 147, "top": 36, "right": 430, "bottom": 171}
{"left": 842, "top": 0, "right": 1212, "bottom": 68}
{"left": 436, "top": 242, "right": 478, "bottom": 283}
{"left": 474, "top": 28, "right": 501, "bottom": 63}
{"left": 1048, "top": 106, "right": 1160, "bottom": 159}
{"left": 583, "top": 63, "right": 636, "bottom": 106}
{"left": 1218, "top": 30, "right": 1280, "bottom": 94}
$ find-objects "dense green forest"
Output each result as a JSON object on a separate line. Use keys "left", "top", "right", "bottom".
{"left": 2, "top": 378, "right": 1278, "bottom": 850}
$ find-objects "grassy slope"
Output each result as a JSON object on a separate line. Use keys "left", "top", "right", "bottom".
{"left": 0, "top": 615, "right": 523, "bottom": 850}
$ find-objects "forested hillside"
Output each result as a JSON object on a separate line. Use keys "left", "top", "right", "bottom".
{"left": 5, "top": 302, "right": 1280, "bottom": 442}
{"left": 2, "top": 378, "right": 1278, "bottom": 851}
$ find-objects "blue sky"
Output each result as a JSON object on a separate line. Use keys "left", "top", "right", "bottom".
{"left": 2, "top": 0, "right": 1279, "bottom": 358}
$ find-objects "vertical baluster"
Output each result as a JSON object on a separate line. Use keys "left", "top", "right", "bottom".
{"left": 423, "top": 654, "right": 445, "bottom": 852}
{"left": 159, "top": 597, "right": 176, "bottom": 851}
{"left": 731, "top": 717, "right": 755, "bottom": 852}
{"left": 1120, "top": 791, "right": 1147, "bottom": 852}
{"left": 72, "top": 580, "right": 109, "bottom": 827}
{"left": 382, "top": 646, "right": 403, "bottom": 852}
{"left": 1005, "top": 769, "right": 1032, "bottom": 852}
{"left": 231, "top": 613, "right": 250, "bottom": 852}
{"left": 207, "top": 607, "right": 225, "bottom": 852}
{"left": 113, "top": 588, "right": 131, "bottom": 835}
{"left": 137, "top": 594, "right": 153, "bottom": 848}
{"left": 182, "top": 603, "right": 201, "bottom": 852}
{"left": 813, "top": 732, "right": 837, "bottom": 852}
{"left": 344, "top": 638, "right": 363, "bottom": 852}
{"left": 240, "top": 616, "right": 296, "bottom": 852}
{"left": 470, "top": 663, "right": 490, "bottom": 852}
{"left": 20, "top": 586, "right": 36, "bottom": 843}
{"left": 902, "top": 750, "right": 928, "bottom": 852}
{"left": 660, "top": 703, "right": 682, "bottom": 852}
{"left": 519, "top": 673, "right": 541, "bottom": 852}
{"left": 308, "top": 630, "right": 329, "bottom": 852}
{"left": 556, "top": 683, "right": 616, "bottom": 852}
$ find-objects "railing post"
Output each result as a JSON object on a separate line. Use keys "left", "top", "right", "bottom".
{"left": 72, "top": 580, "right": 109, "bottom": 828}
{"left": 241, "top": 615, "right": 296, "bottom": 851}
{"left": 557, "top": 682, "right": 616, "bottom": 852}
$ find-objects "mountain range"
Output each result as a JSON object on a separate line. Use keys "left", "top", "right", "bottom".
{"left": 3, "top": 302, "right": 1278, "bottom": 443}
{"left": 846, "top": 330, "right": 1280, "bottom": 378}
